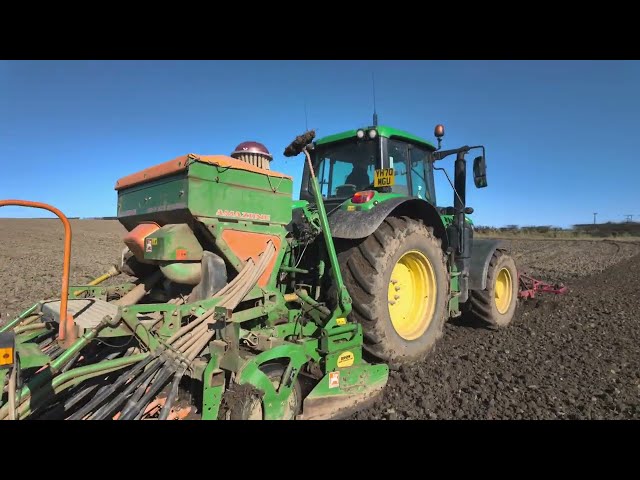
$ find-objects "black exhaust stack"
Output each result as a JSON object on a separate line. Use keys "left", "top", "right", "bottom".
{"left": 453, "top": 149, "right": 473, "bottom": 303}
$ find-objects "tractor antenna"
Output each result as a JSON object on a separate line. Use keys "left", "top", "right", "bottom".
{"left": 372, "top": 72, "right": 378, "bottom": 127}
{"left": 304, "top": 101, "right": 309, "bottom": 131}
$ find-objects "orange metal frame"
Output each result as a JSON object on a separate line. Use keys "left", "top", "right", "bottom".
{"left": 0, "top": 200, "right": 76, "bottom": 344}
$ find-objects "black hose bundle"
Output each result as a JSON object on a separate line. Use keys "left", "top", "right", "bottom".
{"left": 88, "top": 357, "right": 168, "bottom": 420}
{"left": 158, "top": 367, "right": 186, "bottom": 420}
{"left": 67, "top": 355, "right": 157, "bottom": 420}
{"left": 120, "top": 366, "right": 174, "bottom": 420}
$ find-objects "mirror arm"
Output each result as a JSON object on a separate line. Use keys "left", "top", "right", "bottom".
{"left": 468, "top": 145, "right": 486, "bottom": 158}
{"left": 434, "top": 145, "right": 471, "bottom": 162}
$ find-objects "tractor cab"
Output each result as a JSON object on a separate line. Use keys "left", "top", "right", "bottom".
{"left": 300, "top": 126, "right": 438, "bottom": 210}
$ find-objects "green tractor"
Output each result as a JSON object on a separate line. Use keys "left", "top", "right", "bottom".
{"left": 298, "top": 122, "right": 518, "bottom": 367}
{"left": 0, "top": 123, "right": 517, "bottom": 420}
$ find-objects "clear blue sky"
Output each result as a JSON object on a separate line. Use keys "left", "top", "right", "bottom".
{"left": 1, "top": 60, "right": 638, "bottom": 227}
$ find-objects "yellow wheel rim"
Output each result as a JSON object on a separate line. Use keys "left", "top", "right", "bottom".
{"left": 388, "top": 250, "right": 436, "bottom": 341}
{"left": 494, "top": 267, "right": 513, "bottom": 315}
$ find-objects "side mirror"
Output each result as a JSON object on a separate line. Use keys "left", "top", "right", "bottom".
{"left": 473, "top": 155, "right": 488, "bottom": 188}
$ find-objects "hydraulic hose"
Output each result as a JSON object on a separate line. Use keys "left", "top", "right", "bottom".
{"left": 67, "top": 355, "right": 157, "bottom": 420}
{"left": 120, "top": 367, "right": 174, "bottom": 420}
{"left": 60, "top": 350, "right": 82, "bottom": 374}
{"left": 58, "top": 349, "right": 129, "bottom": 413}
{"left": 166, "top": 263, "right": 252, "bottom": 345}
{"left": 63, "top": 383, "right": 102, "bottom": 412}
{"left": 13, "top": 323, "right": 47, "bottom": 334}
{"left": 158, "top": 367, "right": 185, "bottom": 420}
{"left": 8, "top": 367, "right": 17, "bottom": 420}
{"left": 21, "top": 314, "right": 43, "bottom": 327}
{"left": 112, "top": 367, "right": 161, "bottom": 419}
{"left": 93, "top": 367, "right": 159, "bottom": 420}
{"left": 174, "top": 326, "right": 205, "bottom": 352}
{"left": 5, "top": 353, "right": 147, "bottom": 420}
{"left": 170, "top": 242, "right": 276, "bottom": 362}
{"left": 89, "top": 361, "right": 164, "bottom": 420}
{"left": 0, "top": 303, "right": 39, "bottom": 333}
{"left": 184, "top": 330, "right": 215, "bottom": 361}
{"left": 114, "top": 270, "right": 163, "bottom": 306}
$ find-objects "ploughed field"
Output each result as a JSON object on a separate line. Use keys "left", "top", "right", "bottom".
{"left": 1, "top": 219, "right": 639, "bottom": 419}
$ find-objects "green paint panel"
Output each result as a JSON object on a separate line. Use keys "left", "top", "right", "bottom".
{"left": 305, "top": 363, "right": 389, "bottom": 400}
{"left": 316, "top": 125, "right": 436, "bottom": 150}
{"left": 441, "top": 214, "right": 474, "bottom": 227}
{"left": 188, "top": 162, "right": 293, "bottom": 226}
{"left": 118, "top": 173, "right": 189, "bottom": 218}
{"left": 202, "top": 355, "right": 223, "bottom": 420}
{"left": 16, "top": 342, "right": 50, "bottom": 369}
{"left": 144, "top": 223, "right": 203, "bottom": 261}
{"left": 117, "top": 158, "right": 294, "bottom": 228}
{"left": 449, "top": 266, "right": 460, "bottom": 316}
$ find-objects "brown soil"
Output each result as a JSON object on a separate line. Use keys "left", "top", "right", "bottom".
{"left": 0, "top": 219, "right": 125, "bottom": 322}
{"left": 2, "top": 220, "right": 639, "bottom": 419}
{"left": 351, "top": 239, "right": 640, "bottom": 420}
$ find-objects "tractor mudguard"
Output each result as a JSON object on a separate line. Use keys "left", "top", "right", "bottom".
{"left": 328, "top": 197, "right": 449, "bottom": 249}
{"left": 468, "top": 239, "right": 510, "bottom": 291}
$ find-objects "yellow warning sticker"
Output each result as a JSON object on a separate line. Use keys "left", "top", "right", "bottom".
{"left": 0, "top": 347, "right": 13, "bottom": 366}
{"left": 337, "top": 351, "right": 355, "bottom": 368}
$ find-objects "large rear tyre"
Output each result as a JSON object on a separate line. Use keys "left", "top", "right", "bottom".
{"left": 337, "top": 216, "right": 449, "bottom": 367}
{"left": 468, "top": 250, "right": 518, "bottom": 327}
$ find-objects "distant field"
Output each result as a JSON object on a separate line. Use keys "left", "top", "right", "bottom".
{"left": 0, "top": 219, "right": 125, "bottom": 321}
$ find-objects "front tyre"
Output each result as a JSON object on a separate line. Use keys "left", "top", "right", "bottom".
{"left": 468, "top": 250, "right": 518, "bottom": 327}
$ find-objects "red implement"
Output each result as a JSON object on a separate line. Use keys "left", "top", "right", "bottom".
{"left": 518, "top": 273, "right": 568, "bottom": 299}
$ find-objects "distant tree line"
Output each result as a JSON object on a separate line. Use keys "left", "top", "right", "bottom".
{"left": 573, "top": 222, "right": 640, "bottom": 237}
{"left": 474, "top": 225, "right": 561, "bottom": 235}
{"left": 474, "top": 222, "right": 640, "bottom": 238}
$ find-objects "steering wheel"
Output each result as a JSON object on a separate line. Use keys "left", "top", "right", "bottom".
{"left": 284, "top": 130, "right": 316, "bottom": 157}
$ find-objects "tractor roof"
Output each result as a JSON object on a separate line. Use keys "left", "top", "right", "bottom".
{"left": 315, "top": 125, "right": 436, "bottom": 150}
